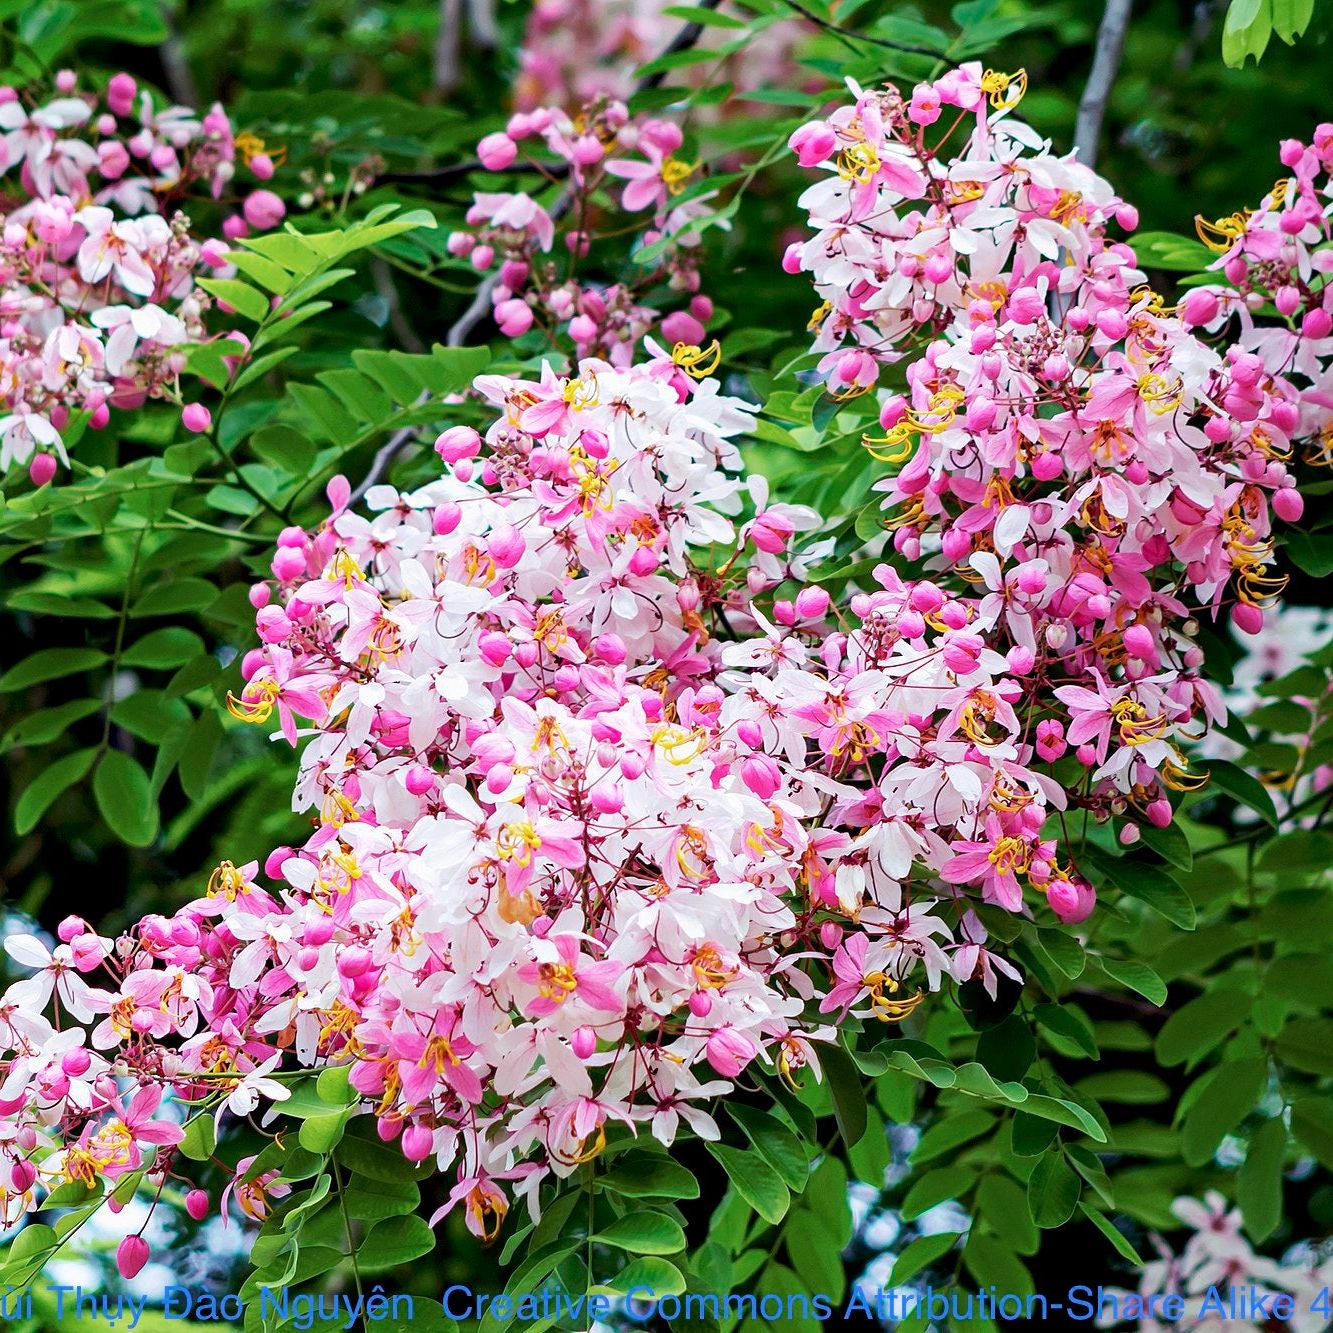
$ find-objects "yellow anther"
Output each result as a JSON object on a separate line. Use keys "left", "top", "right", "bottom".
{"left": 671, "top": 339, "right": 722, "bottom": 378}
{"left": 226, "top": 678, "right": 279, "bottom": 725}
{"left": 661, "top": 156, "right": 697, "bottom": 195}
{"left": 981, "top": 68, "right": 1027, "bottom": 110}
{"left": 208, "top": 859, "right": 250, "bottom": 900}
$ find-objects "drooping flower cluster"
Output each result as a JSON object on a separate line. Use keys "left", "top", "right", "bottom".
{"left": 2, "top": 348, "right": 1068, "bottom": 1243}
{"left": 0, "top": 71, "right": 286, "bottom": 479}
{"left": 451, "top": 98, "right": 718, "bottom": 365}
{"left": 785, "top": 64, "right": 1330, "bottom": 842}
{"left": 1101, "top": 1193, "right": 1333, "bottom": 1332}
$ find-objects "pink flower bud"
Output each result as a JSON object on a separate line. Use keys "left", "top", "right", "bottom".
{"left": 478, "top": 630, "right": 512, "bottom": 666}
{"left": 788, "top": 123, "right": 837, "bottom": 167}
{"left": 435, "top": 426, "right": 481, "bottom": 463}
{"left": 57, "top": 915, "right": 89, "bottom": 942}
{"left": 401, "top": 1123, "right": 434, "bottom": 1162}
{"left": 337, "top": 947, "right": 372, "bottom": 979}
{"left": 27, "top": 452, "right": 57, "bottom": 487}
{"left": 182, "top": 403, "right": 212, "bottom": 434}
{"left": 271, "top": 546, "right": 306, "bottom": 581}
{"left": 433, "top": 502, "right": 462, "bottom": 535}
{"left": 1123, "top": 624, "right": 1155, "bottom": 659}
{"left": 107, "top": 73, "right": 137, "bottom": 116}
{"left": 1273, "top": 488, "right": 1304, "bottom": 522}
{"left": 185, "top": 1190, "right": 210, "bottom": 1221}
{"left": 495, "top": 298, "right": 533, "bottom": 337}
{"left": 116, "top": 1236, "right": 150, "bottom": 1280}
{"left": 62, "top": 1048, "right": 91, "bottom": 1076}
{"left": 593, "top": 633, "right": 627, "bottom": 664}
{"left": 706, "top": 1026, "right": 756, "bottom": 1079}
{"left": 405, "top": 766, "right": 436, "bottom": 796}
{"left": 1232, "top": 602, "right": 1265, "bottom": 635}
{"left": 795, "top": 586, "right": 830, "bottom": 619}
{"left": 740, "top": 755, "right": 781, "bottom": 800}
{"left": 571, "top": 1027, "right": 596, "bottom": 1059}
{"left": 488, "top": 524, "right": 525, "bottom": 568}
{"left": 242, "top": 189, "right": 286, "bottom": 231}
{"left": 477, "top": 132, "right": 518, "bottom": 171}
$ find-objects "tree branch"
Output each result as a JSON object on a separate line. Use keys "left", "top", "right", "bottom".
{"left": 1074, "top": 0, "right": 1134, "bottom": 168}
{"left": 434, "top": 0, "right": 463, "bottom": 94}
{"left": 778, "top": 0, "right": 946, "bottom": 58}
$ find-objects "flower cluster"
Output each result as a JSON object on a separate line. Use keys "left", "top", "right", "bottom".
{"left": 1102, "top": 1193, "right": 1333, "bottom": 1332}
{"left": 1, "top": 347, "right": 1062, "bottom": 1243}
{"left": 0, "top": 71, "right": 286, "bottom": 479}
{"left": 451, "top": 97, "right": 718, "bottom": 365}
{"left": 785, "top": 64, "right": 1329, "bottom": 840}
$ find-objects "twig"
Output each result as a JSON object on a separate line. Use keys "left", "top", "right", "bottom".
{"left": 372, "top": 258, "right": 427, "bottom": 354}
{"left": 1074, "top": 0, "right": 1134, "bottom": 167}
{"left": 778, "top": 0, "right": 947, "bottom": 58}
{"left": 350, "top": 2, "right": 723, "bottom": 502}
{"left": 434, "top": 0, "right": 463, "bottom": 94}
{"left": 637, "top": 0, "right": 725, "bottom": 89}
{"left": 158, "top": 19, "right": 199, "bottom": 107}
{"left": 467, "top": 0, "right": 499, "bottom": 49}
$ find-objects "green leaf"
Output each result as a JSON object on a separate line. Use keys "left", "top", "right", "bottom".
{"left": 902, "top": 1166, "right": 976, "bottom": 1220}
{"left": 1018, "top": 1095, "right": 1107, "bottom": 1142}
{"left": 1, "top": 698, "right": 101, "bottom": 752}
{"left": 1266, "top": 953, "right": 1333, "bottom": 1011}
{"left": 1027, "top": 1153, "right": 1080, "bottom": 1228}
{"left": 120, "top": 627, "right": 206, "bottom": 669}
{"left": 909, "top": 1110, "right": 995, "bottom": 1164}
{"left": 1112, "top": 860, "right": 1196, "bottom": 929}
{"left": 889, "top": 1232, "right": 962, "bottom": 1286}
{"left": 602, "top": 1152, "right": 700, "bottom": 1200}
{"left": 1079, "top": 1204, "right": 1144, "bottom": 1265}
{"left": 297, "top": 1109, "right": 351, "bottom": 1153}
{"left": 0, "top": 646, "right": 108, "bottom": 692}
{"left": 344, "top": 1176, "right": 420, "bottom": 1222}
{"left": 1238, "top": 1117, "right": 1286, "bottom": 1242}
{"left": 1181, "top": 1058, "right": 1268, "bottom": 1165}
{"left": 198, "top": 277, "right": 273, "bottom": 322}
{"left": 1156, "top": 989, "right": 1251, "bottom": 1066}
{"left": 1133, "top": 230, "right": 1219, "bottom": 272}
{"left": 1035, "top": 1004, "right": 1099, "bottom": 1060}
{"left": 93, "top": 750, "right": 158, "bottom": 847}
{"left": 1275, "top": 1015, "right": 1333, "bottom": 1074}
{"left": 705, "top": 1142, "right": 790, "bottom": 1224}
{"left": 15, "top": 747, "right": 97, "bottom": 833}
{"left": 822, "top": 1041, "right": 868, "bottom": 1147}
{"left": 726, "top": 1104, "right": 810, "bottom": 1190}
{"left": 335, "top": 1130, "right": 429, "bottom": 1185}
{"left": 601, "top": 1257, "right": 687, "bottom": 1297}
{"left": 592, "top": 1211, "right": 686, "bottom": 1255}
{"left": 962, "top": 1234, "right": 1032, "bottom": 1297}
{"left": 179, "top": 1115, "right": 216, "bottom": 1162}
{"left": 1292, "top": 1097, "right": 1333, "bottom": 1169}
{"left": 975, "top": 1175, "right": 1038, "bottom": 1255}
{"left": 1222, "top": 0, "right": 1272, "bottom": 66}
{"left": 358, "top": 1215, "right": 435, "bottom": 1273}
{"left": 1099, "top": 957, "right": 1168, "bottom": 1006}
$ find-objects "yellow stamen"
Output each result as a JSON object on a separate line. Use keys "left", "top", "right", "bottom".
{"left": 671, "top": 339, "right": 722, "bottom": 379}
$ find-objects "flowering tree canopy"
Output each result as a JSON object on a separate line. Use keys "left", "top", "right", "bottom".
{"left": 2, "top": 3, "right": 1333, "bottom": 1330}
